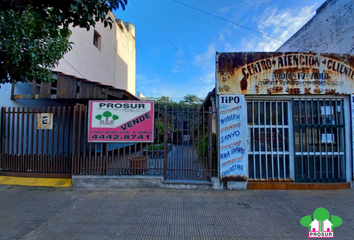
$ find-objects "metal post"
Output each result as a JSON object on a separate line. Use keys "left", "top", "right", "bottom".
{"left": 163, "top": 106, "right": 168, "bottom": 180}
{"left": 208, "top": 107, "right": 213, "bottom": 181}
{"left": 72, "top": 105, "right": 77, "bottom": 176}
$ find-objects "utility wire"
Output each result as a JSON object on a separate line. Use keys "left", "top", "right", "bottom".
{"left": 130, "top": 0, "right": 210, "bottom": 83}
{"left": 171, "top": 0, "right": 310, "bottom": 52}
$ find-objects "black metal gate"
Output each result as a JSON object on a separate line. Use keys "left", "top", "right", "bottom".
{"left": 162, "top": 106, "right": 217, "bottom": 181}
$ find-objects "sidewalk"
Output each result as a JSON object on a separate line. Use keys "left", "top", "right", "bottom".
{"left": 0, "top": 185, "right": 353, "bottom": 239}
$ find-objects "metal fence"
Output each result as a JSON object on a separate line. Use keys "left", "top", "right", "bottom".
{"left": 0, "top": 106, "right": 73, "bottom": 177}
{"left": 1, "top": 104, "right": 217, "bottom": 181}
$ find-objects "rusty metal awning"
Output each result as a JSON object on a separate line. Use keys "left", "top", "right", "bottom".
{"left": 11, "top": 71, "right": 138, "bottom": 100}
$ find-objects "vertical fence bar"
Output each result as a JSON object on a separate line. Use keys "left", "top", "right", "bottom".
{"left": 56, "top": 107, "right": 61, "bottom": 173}
{"left": 35, "top": 107, "right": 39, "bottom": 172}
{"left": 1, "top": 108, "right": 5, "bottom": 173}
{"left": 252, "top": 102, "right": 256, "bottom": 180}
{"left": 61, "top": 107, "right": 66, "bottom": 173}
{"left": 330, "top": 99, "right": 334, "bottom": 180}
{"left": 316, "top": 100, "right": 322, "bottom": 180}
{"left": 51, "top": 107, "right": 55, "bottom": 173}
{"left": 208, "top": 107, "right": 213, "bottom": 181}
{"left": 83, "top": 106, "right": 88, "bottom": 175}
{"left": 311, "top": 100, "right": 316, "bottom": 180}
{"left": 77, "top": 106, "right": 82, "bottom": 174}
{"left": 72, "top": 105, "right": 77, "bottom": 176}
{"left": 66, "top": 106, "right": 71, "bottom": 173}
{"left": 21, "top": 107, "right": 25, "bottom": 171}
{"left": 163, "top": 106, "right": 168, "bottom": 180}
{"left": 31, "top": 108, "right": 35, "bottom": 172}
{"left": 45, "top": 106, "right": 50, "bottom": 172}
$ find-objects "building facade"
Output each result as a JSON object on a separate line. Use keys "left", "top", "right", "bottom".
{"left": 0, "top": 13, "right": 138, "bottom": 179}
{"left": 277, "top": 0, "right": 354, "bottom": 54}
{"left": 54, "top": 12, "right": 136, "bottom": 95}
{"left": 216, "top": 52, "right": 354, "bottom": 189}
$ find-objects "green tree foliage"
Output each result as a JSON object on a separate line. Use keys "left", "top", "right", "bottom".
{"left": 112, "top": 115, "right": 119, "bottom": 122}
{"left": 0, "top": 0, "right": 128, "bottom": 84}
{"left": 95, "top": 114, "right": 103, "bottom": 121}
{"left": 182, "top": 94, "right": 203, "bottom": 105}
{"left": 152, "top": 94, "right": 205, "bottom": 144}
{"left": 102, "top": 111, "right": 112, "bottom": 122}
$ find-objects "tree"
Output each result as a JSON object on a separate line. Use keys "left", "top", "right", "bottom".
{"left": 182, "top": 94, "right": 203, "bottom": 105}
{"left": 0, "top": 0, "right": 128, "bottom": 84}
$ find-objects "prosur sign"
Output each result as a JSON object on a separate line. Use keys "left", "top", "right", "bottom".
{"left": 88, "top": 101, "right": 154, "bottom": 142}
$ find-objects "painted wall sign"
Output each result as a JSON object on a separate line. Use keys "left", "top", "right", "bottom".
{"left": 219, "top": 95, "right": 248, "bottom": 181}
{"left": 216, "top": 52, "right": 354, "bottom": 95}
{"left": 88, "top": 100, "right": 154, "bottom": 142}
{"left": 37, "top": 113, "right": 53, "bottom": 130}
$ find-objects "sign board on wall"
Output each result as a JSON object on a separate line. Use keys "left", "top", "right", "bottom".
{"left": 88, "top": 101, "right": 154, "bottom": 142}
{"left": 37, "top": 113, "right": 53, "bottom": 130}
{"left": 216, "top": 52, "right": 354, "bottom": 95}
{"left": 219, "top": 95, "right": 248, "bottom": 181}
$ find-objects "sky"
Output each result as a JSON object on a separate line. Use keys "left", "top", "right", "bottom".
{"left": 114, "top": 0, "right": 324, "bottom": 101}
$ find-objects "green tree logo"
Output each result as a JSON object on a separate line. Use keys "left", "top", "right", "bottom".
{"left": 95, "top": 114, "right": 103, "bottom": 122}
{"left": 103, "top": 111, "right": 112, "bottom": 122}
{"left": 95, "top": 112, "right": 119, "bottom": 123}
{"left": 301, "top": 207, "right": 342, "bottom": 232}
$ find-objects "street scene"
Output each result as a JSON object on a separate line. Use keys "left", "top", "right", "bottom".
{"left": 1, "top": 0, "right": 354, "bottom": 239}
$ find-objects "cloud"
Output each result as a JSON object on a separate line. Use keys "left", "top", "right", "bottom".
{"left": 136, "top": 74, "right": 148, "bottom": 81}
{"left": 193, "top": 43, "right": 216, "bottom": 84}
{"left": 194, "top": 43, "right": 216, "bottom": 66}
{"left": 243, "top": 4, "right": 317, "bottom": 51}
{"left": 172, "top": 49, "right": 185, "bottom": 73}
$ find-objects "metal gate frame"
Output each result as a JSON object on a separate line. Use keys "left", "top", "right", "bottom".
{"left": 162, "top": 106, "right": 215, "bottom": 181}
{"left": 0, "top": 106, "right": 73, "bottom": 178}
{"left": 292, "top": 98, "right": 346, "bottom": 182}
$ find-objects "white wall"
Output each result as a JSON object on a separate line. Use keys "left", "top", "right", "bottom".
{"left": 277, "top": 0, "right": 354, "bottom": 54}
{"left": 53, "top": 12, "right": 136, "bottom": 95}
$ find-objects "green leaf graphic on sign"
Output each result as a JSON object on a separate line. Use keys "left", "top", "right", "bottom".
{"left": 300, "top": 215, "right": 313, "bottom": 230}
{"left": 313, "top": 207, "right": 330, "bottom": 221}
{"left": 95, "top": 114, "right": 102, "bottom": 121}
{"left": 331, "top": 215, "right": 342, "bottom": 228}
{"left": 112, "top": 115, "right": 119, "bottom": 122}
{"left": 103, "top": 111, "right": 112, "bottom": 122}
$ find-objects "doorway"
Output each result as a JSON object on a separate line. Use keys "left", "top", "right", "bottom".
{"left": 293, "top": 98, "right": 346, "bottom": 182}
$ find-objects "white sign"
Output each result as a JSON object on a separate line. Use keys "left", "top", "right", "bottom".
{"left": 88, "top": 101, "right": 154, "bottom": 143}
{"left": 321, "top": 133, "right": 334, "bottom": 143}
{"left": 37, "top": 113, "right": 53, "bottom": 130}
{"left": 218, "top": 95, "right": 248, "bottom": 181}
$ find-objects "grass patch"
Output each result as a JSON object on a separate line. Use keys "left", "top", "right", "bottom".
{"left": 147, "top": 144, "right": 164, "bottom": 150}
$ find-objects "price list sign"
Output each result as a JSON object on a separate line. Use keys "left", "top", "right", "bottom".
{"left": 88, "top": 100, "right": 154, "bottom": 143}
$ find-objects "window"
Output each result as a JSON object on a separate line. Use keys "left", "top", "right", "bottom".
{"left": 93, "top": 30, "right": 101, "bottom": 50}
{"left": 247, "top": 101, "right": 291, "bottom": 181}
